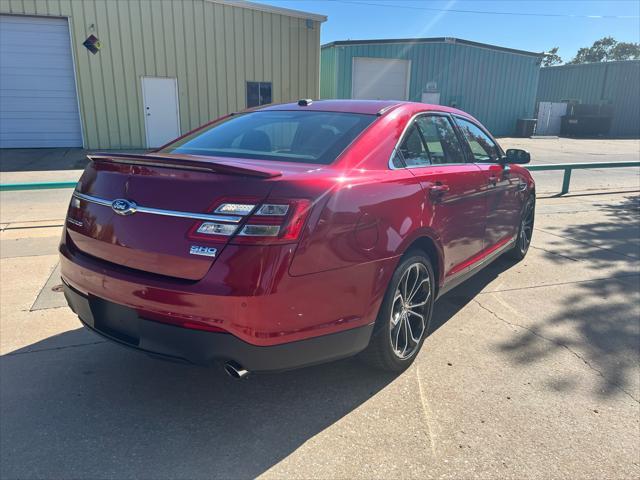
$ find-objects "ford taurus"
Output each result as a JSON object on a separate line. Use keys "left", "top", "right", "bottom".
{"left": 60, "top": 100, "right": 535, "bottom": 377}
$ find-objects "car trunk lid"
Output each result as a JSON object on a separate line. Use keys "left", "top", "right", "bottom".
{"left": 66, "top": 153, "right": 278, "bottom": 280}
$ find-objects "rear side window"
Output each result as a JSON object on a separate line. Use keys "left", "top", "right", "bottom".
{"left": 397, "top": 124, "right": 430, "bottom": 167}
{"left": 163, "top": 111, "right": 376, "bottom": 165}
{"left": 394, "top": 115, "right": 466, "bottom": 167}
{"left": 416, "top": 116, "right": 466, "bottom": 165}
{"left": 456, "top": 118, "right": 500, "bottom": 162}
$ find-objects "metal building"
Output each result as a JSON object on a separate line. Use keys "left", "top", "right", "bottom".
{"left": 0, "top": 0, "right": 326, "bottom": 149}
{"left": 536, "top": 61, "right": 640, "bottom": 138}
{"left": 320, "top": 37, "right": 542, "bottom": 136}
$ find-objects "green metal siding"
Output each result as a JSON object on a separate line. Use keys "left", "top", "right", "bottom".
{"left": 0, "top": 0, "right": 322, "bottom": 149}
{"left": 320, "top": 41, "right": 541, "bottom": 136}
{"left": 320, "top": 45, "right": 337, "bottom": 98}
{"left": 537, "top": 61, "right": 640, "bottom": 137}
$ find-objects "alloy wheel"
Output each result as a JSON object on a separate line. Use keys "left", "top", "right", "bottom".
{"left": 519, "top": 200, "right": 534, "bottom": 253}
{"left": 389, "top": 262, "right": 431, "bottom": 360}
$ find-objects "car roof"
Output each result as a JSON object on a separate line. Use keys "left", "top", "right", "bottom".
{"left": 257, "top": 99, "right": 472, "bottom": 118}
{"left": 259, "top": 99, "right": 402, "bottom": 115}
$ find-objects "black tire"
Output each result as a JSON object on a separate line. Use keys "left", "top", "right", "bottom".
{"left": 506, "top": 195, "right": 535, "bottom": 261}
{"left": 360, "top": 250, "right": 435, "bottom": 372}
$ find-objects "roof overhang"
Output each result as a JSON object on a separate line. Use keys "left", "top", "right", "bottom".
{"left": 322, "top": 37, "right": 542, "bottom": 58}
{"left": 209, "top": 0, "right": 327, "bottom": 22}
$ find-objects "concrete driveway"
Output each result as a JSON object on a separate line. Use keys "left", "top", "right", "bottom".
{"left": 1, "top": 139, "right": 638, "bottom": 479}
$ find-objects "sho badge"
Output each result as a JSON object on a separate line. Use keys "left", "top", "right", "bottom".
{"left": 190, "top": 245, "right": 217, "bottom": 257}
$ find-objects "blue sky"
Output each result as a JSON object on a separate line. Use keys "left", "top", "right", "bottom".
{"left": 257, "top": 0, "right": 640, "bottom": 62}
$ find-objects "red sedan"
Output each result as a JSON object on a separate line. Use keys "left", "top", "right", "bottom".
{"left": 60, "top": 100, "right": 535, "bottom": 377}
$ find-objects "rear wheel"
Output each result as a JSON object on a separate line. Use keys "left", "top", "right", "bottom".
{"left": 361, "top": 251, "right": 435, "bottom": 372}
{"left": 506, "top": 195, "right": 535, "bottom": 261}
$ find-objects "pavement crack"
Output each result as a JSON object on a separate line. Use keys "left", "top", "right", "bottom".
{"left": 4, "top": 340, "right": 107, "bottom": 357}
{"left": 477, "top": 273, "right": 639, "bottom": 294}
{"left": 473, "top": 299, "right": 640, "bottom": 404}
{"left": 415, "top": 364, "right": 438, "bottom": 459}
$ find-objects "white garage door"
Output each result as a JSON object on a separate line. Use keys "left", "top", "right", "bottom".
{"left": 352, "top": 57, "right": 411, "bottom": 101}
{"left": 0, "top": 15, "right": 82, "bottom": 148}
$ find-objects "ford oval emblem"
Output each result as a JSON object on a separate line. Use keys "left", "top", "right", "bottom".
{"left": 111, "top": 198, "right": 137, "bottom": 216}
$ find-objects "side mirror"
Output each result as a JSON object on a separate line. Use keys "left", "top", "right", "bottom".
{"left": 503, "top": 148, "right": 530, "bottom": 164}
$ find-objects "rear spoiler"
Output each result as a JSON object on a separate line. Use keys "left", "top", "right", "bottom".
{"left": 87, "top": 153, "right": 282, "bottom": 179}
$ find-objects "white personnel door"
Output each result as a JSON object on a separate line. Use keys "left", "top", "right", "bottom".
{"left": 536, "top": 101, "right": 567, "bottom": 136}
{"left": 141, "top": 77, "right": 180, "bottom": 148}
{"left": 352, "top": 57, "right": 410, "bottom": 100}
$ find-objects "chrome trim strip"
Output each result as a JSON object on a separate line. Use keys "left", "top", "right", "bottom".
{"left": 73, "top": 191, "right": 112, "bottom": 207}
{"left": 72, "top": 192, "right": 243, "bottom": 223}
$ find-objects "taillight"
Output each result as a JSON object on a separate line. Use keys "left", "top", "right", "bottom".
{"left": 188, "top": 198, "right": 313, "bottom": 245}
{"left": 234, "top": 199, "right": 312, "bottom": 244}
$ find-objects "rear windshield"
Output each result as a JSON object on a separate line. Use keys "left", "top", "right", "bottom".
{"left": 162, "top": 111, "right": 376, "bottom": 165}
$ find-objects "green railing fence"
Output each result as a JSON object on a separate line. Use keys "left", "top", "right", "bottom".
{"left": 524, "top": 161, "right": 640, "bottom": 194}
{"left": 0, "top": 161, "right": 638, "bottom": 195}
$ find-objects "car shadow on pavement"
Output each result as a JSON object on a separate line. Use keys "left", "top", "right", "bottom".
{"left": 428, "top": 256, "right": 519, "bottom": 336}
{"left": 0, "top": 255, "right": 518, "bottom": 479}
{"left": 496, "top": 194, "right": 639, "bottom": 400}
{"left": 1, "top": 328, "right": 398, "bottom": 479}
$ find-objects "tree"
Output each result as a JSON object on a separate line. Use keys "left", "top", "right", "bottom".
{"left": 568, "top": 37, "right": 640, "bottom": 64}
{"left": 542, "top": 47, "right": 563, "bottom": 67}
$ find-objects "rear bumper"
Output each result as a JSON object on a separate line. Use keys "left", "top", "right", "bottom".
{"left": 64, "top": 282, "right": 374, "bottom": 372}
{"left": 59, "top": 229, "right": 394, "bottom": 346}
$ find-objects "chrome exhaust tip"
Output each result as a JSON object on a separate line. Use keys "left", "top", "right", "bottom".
{"left": 224, "top": 361, "right": 249, "bottom": 379}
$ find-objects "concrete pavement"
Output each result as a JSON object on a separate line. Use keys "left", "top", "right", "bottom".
{"left": 0, "top": 139, "right": 639, "bottom": 479}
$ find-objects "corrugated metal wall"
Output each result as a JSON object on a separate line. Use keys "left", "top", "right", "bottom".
{"left": 320, "top": 41, "right": 541, "bottom": 136}
{"left": 0, "top": 0, "right": 322, "bottom": 148}
{"left": 319, "top": 44, "right": 337, "bottom": 99}
{"left": 537, "top": 61, "right": 640, "bottom": 137}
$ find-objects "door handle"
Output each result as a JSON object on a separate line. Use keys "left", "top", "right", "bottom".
{"left": 428, "top": 183, "right": 450, "bottom": 200}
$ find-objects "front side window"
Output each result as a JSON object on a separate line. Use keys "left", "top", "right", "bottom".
{"left": 394, "top": 115, "right": 466, "bottom": 168}
{"left": 247, "top": 82, "right": 272, "bottom": 108}
{"left": 162, "top": 111, "right": 376, "bottom": 165}
{"left": 456, "top": 118, "right": 500, "bottom": 162}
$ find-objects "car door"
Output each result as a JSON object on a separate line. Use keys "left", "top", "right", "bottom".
{"left": 393, "top": 113, "right": 487, "bottom": 279}
{"left": 454, "top": 116, "right": 521, "bottom": 249}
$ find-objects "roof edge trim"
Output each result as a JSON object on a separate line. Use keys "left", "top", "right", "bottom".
{"left": 322, "top": 37, "right": 541, "bottom": 57}
{"left": 209, "top": 0, "right": 327, "bottom": 22}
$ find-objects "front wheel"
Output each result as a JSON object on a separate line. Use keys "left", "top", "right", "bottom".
{"left": 361, "top": 251, "right": 435, "bottom": 372}
{"left": 506, "top": 195, "right": 535, "bottom": 261}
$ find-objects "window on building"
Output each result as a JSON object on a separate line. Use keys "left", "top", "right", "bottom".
{"left": 247, "top": 82, "right": 272, "bottom": 108}
{"left": 456, "top": 118, "right": 500, "bottom": 162}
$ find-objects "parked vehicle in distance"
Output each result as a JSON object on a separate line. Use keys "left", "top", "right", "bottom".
{"left": 60, "top": 100, "right": 535, "bottom": 376}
